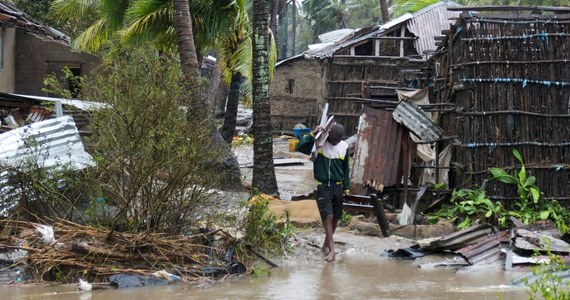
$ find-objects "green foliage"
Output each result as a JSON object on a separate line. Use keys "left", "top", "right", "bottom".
{"left": 42, "top": 67, "right": 83, "bottom": 99}
{"left": 428, "top": 188, "right": 506, "bottom": 229}
{"left": 430, "top": 149, "right": 570, "bottom": 233}
{"left": 490, "top": 150, "right": 569, "bottom": 233}
{"left": 340, "top": 210, "right": 353, "bottom": 227}
{"left": 523, "top": 242, "right": 570, "bottom": 300}
{"left": 77, "top": 47, "right": 227, "bottom": 233}
{"left": 243, "top": 197, "right": 294, "bottom": 256}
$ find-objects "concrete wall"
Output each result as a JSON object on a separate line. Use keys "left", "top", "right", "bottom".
{"left": 0, "top": 27, "right": 16, "bottom": 93}
{"left": 14, "top": 30, "right": 100, "bottom": 96}
{"left": 270, "top": 59, "right": 324, "bottom": 131}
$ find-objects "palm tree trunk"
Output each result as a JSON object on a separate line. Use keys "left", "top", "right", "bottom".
{"left": 172, "top": 0, "right": 242, "bottom": 190}
{"left": 173, "top": 0, "right": 202, "bottom": 113}
{"left": 205, "top": 60, "right": 223, "bottom": 115}
{"left": 379, "top": 0, "right": 390, "bottom": 23}
{"left": 252, "top": 0, "right": 279, "bottom": 196}
{"left": 291, "top": 1, "right": 296, "bottom": 57}
{"left": 221, "top": 72, "right": 242, "bottom": 143}
{"left": 270, "top": 1, "right": 280, "bottom": 59}
{"left": 215, "top": 83, "right": 229, "bottom": 118}
{"left": 279, "top": 2, "right": 288, "bottom": 60}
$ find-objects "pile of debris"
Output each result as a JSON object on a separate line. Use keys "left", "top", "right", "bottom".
{"left": 385, "top": 219, "right": 570, "bottom": 284}
{"left": 0, "top": 219, "right": 246, "bottom": 287}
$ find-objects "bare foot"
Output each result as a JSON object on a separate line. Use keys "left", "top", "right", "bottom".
{"left": 324, "top": 251, "right": 335, "bottom": 262}
{"left": 321, "top": 244, "right": 330, "bottom": 256}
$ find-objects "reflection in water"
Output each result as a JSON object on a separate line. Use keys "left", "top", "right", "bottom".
{"left": 1, "top": 255, "right": 529, "bottom": 300}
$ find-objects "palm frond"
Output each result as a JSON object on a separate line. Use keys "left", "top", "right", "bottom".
{"left": 49, "top": 0, "right": 98, "bottom": 21}
{"left": 71, "top": 17, "right": 112, "bottom": 53}
{"left": 122, "top": 1, "right": 175, "bottom": 51}
{"left": 392, "top": 0, "right": 438, "bottom": 17}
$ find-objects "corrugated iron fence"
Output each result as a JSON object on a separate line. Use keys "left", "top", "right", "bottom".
{"left": 428, "top": 7, "right": 570, "bottom": 205}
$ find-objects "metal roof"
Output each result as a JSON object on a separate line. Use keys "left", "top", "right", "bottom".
{"left": 317, "top": 28, "right": 356, "bottom": 43}
{"left": 406, "top": 1, "right": 462, "bottom": 55}
{"left": 0, "top": 115, "right": 95, "bottom": 171}
{"left": 11, "top": 93, "right": 108, "bottom": 111}
{"left": 304, "top": 25, "right": 380, "bottom": 59}
{"left": 302, "top": 1, "right": 461, "bottom": 60}
{"left": 392, "top": 100, "right": 443, "bottom": 142}
{"left": 0, "top": 1, "right": 70, "bottom": 44}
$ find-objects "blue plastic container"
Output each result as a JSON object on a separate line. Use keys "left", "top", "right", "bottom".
{"left": 293, "top": 128, "right": 311, "bottom": 138}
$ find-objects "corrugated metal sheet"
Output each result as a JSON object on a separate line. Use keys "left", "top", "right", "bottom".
{"left": 0, "top": 115, "right": 95, "bottom": 170}
{"left": 392, "top": 100, "right": 443, "bottom": 142}
{"left": 304, "top": 25, "right": 381, "bottom": 59}
{"left": 0, "top": 2, "right": 70, "bottom": 44}
{"left": 302, "top": 2, "right": 461, "bottom": 60}
{"left": 407, "top": 1, "right": 462, "bottom": 55}
{"left": 11, "top": 93, "right": 108, "bottom": 111}
{"left": 318, "top": 28, "right": 355, "bottom": 43}
{"left": 454, "top": 230, "right": 509, "bottom": 265}
{"left": 351, "top": 106, "right": 407, "bottom": 194}
{"left": 380, "top": 13, "right": 413, "bottom": 30}
{"left": 421, "top": 224, "right": 495, "bottom": 251}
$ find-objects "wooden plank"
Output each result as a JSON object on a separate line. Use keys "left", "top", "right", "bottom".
{"left": 370, "top": 194, "right": 390, "bottom": 237}
{"left": 314, "top": 116, "right": 335, "bottom": 148}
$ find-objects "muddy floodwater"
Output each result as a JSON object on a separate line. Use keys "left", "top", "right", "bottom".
{"left": 0, "top": 140, "right": 533, "bottom": 299}
{"left": 1, "top": 254, "right": 529, "bottom": 299}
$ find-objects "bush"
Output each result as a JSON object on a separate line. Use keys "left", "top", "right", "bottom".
{"left": 76, "top": 48, "right": 231, "bottom": 233}
{"left": 242, "top": 196, "right": 294, "bottom": 256}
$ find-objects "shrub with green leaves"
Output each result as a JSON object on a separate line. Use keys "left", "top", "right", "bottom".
{"left": 243, "top": 197, "right": 294, "bottom": 256}
{"left": 76, "top": 48, "right": 230, "bottom": 233}
{"left": 428, "top": 188, "right": 506, "bottom": 229}
{"left": 523, "top": 242, "right": 570, "bottom": 300}
{"left": 429, "top": 149, "right": 569, "bottom": 233}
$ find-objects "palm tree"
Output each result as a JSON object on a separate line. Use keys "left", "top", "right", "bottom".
{"left": 303, "top": 0, "right": 350, "bottom": 41}
{"left": 173, "top": 0, "right": 201, "bottom": 111}
{"left": 252, "top": 0, "right": 279, "bottom": 196}
{"left": 50, "top": 0, "right": 243, "bottom": 189}
{"left": 219, "top": 0, "right": 252, "bottom": 142}
{"left": 379, "top": 0, "right": 390, "bottom": 23}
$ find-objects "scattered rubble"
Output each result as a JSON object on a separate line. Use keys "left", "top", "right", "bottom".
{"left": 0, "top": 219, "right": 246, "bottom": 286}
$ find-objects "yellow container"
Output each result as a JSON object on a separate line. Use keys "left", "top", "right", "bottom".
{"left": 288, "top": 138, "right": 299, "bottom": 152}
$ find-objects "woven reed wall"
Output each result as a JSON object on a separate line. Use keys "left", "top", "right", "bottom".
{"left": 430, "top": 13, "right": 570, "bottom": 205}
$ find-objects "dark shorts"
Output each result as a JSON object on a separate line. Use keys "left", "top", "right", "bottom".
{"left": 316, "top": 183, "right": 344, "bottom": 222}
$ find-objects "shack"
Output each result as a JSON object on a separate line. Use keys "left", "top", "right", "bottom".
{"left": 270, "top": 1, "right": 462, "bottom": 136}
{"left": 425, "top": 6, "right": 570, "bottom": 204}
{"left": 0, "top": 1, "right": 99, "bottom": 96}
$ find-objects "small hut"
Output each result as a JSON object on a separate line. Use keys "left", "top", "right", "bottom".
{"left": 270, "top": 1, "right": 462, "bottom": 136}
{"left": 426, "top": 6, "right": 570, "bottom": 204}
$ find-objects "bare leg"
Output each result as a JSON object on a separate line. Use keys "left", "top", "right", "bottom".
{"left": 321, "top": 238, "right": 330, "bottom": 255}
{"left": 323, "top": 214, "right": 336, "bottom": 262}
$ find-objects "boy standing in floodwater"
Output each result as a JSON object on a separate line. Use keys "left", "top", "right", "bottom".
{"left": 297, "top": 123, "right": 350, "bottom": 262}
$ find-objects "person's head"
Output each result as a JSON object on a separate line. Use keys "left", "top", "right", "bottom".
{"left": 327, "top": 124, "right": 344, "bottom": 145}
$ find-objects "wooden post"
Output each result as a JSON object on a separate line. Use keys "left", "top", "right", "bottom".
{"left": 399, "top": 26, "right": 405, "bottom": 57}
{"left": 371, "top": 193, "right": 390, "bottom": 237}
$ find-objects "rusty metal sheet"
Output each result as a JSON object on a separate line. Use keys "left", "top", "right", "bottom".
{"left": 392, "top": 100, "right": 443, "bottom": 142}
{"left": 420, "top": 224, "right": 495, "bottom": 252}
{"left": 351, "top": 105, "right": 406, "bottom": 194}
{"left": 454, "top": 230, "right": 509, "bottom": 265}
